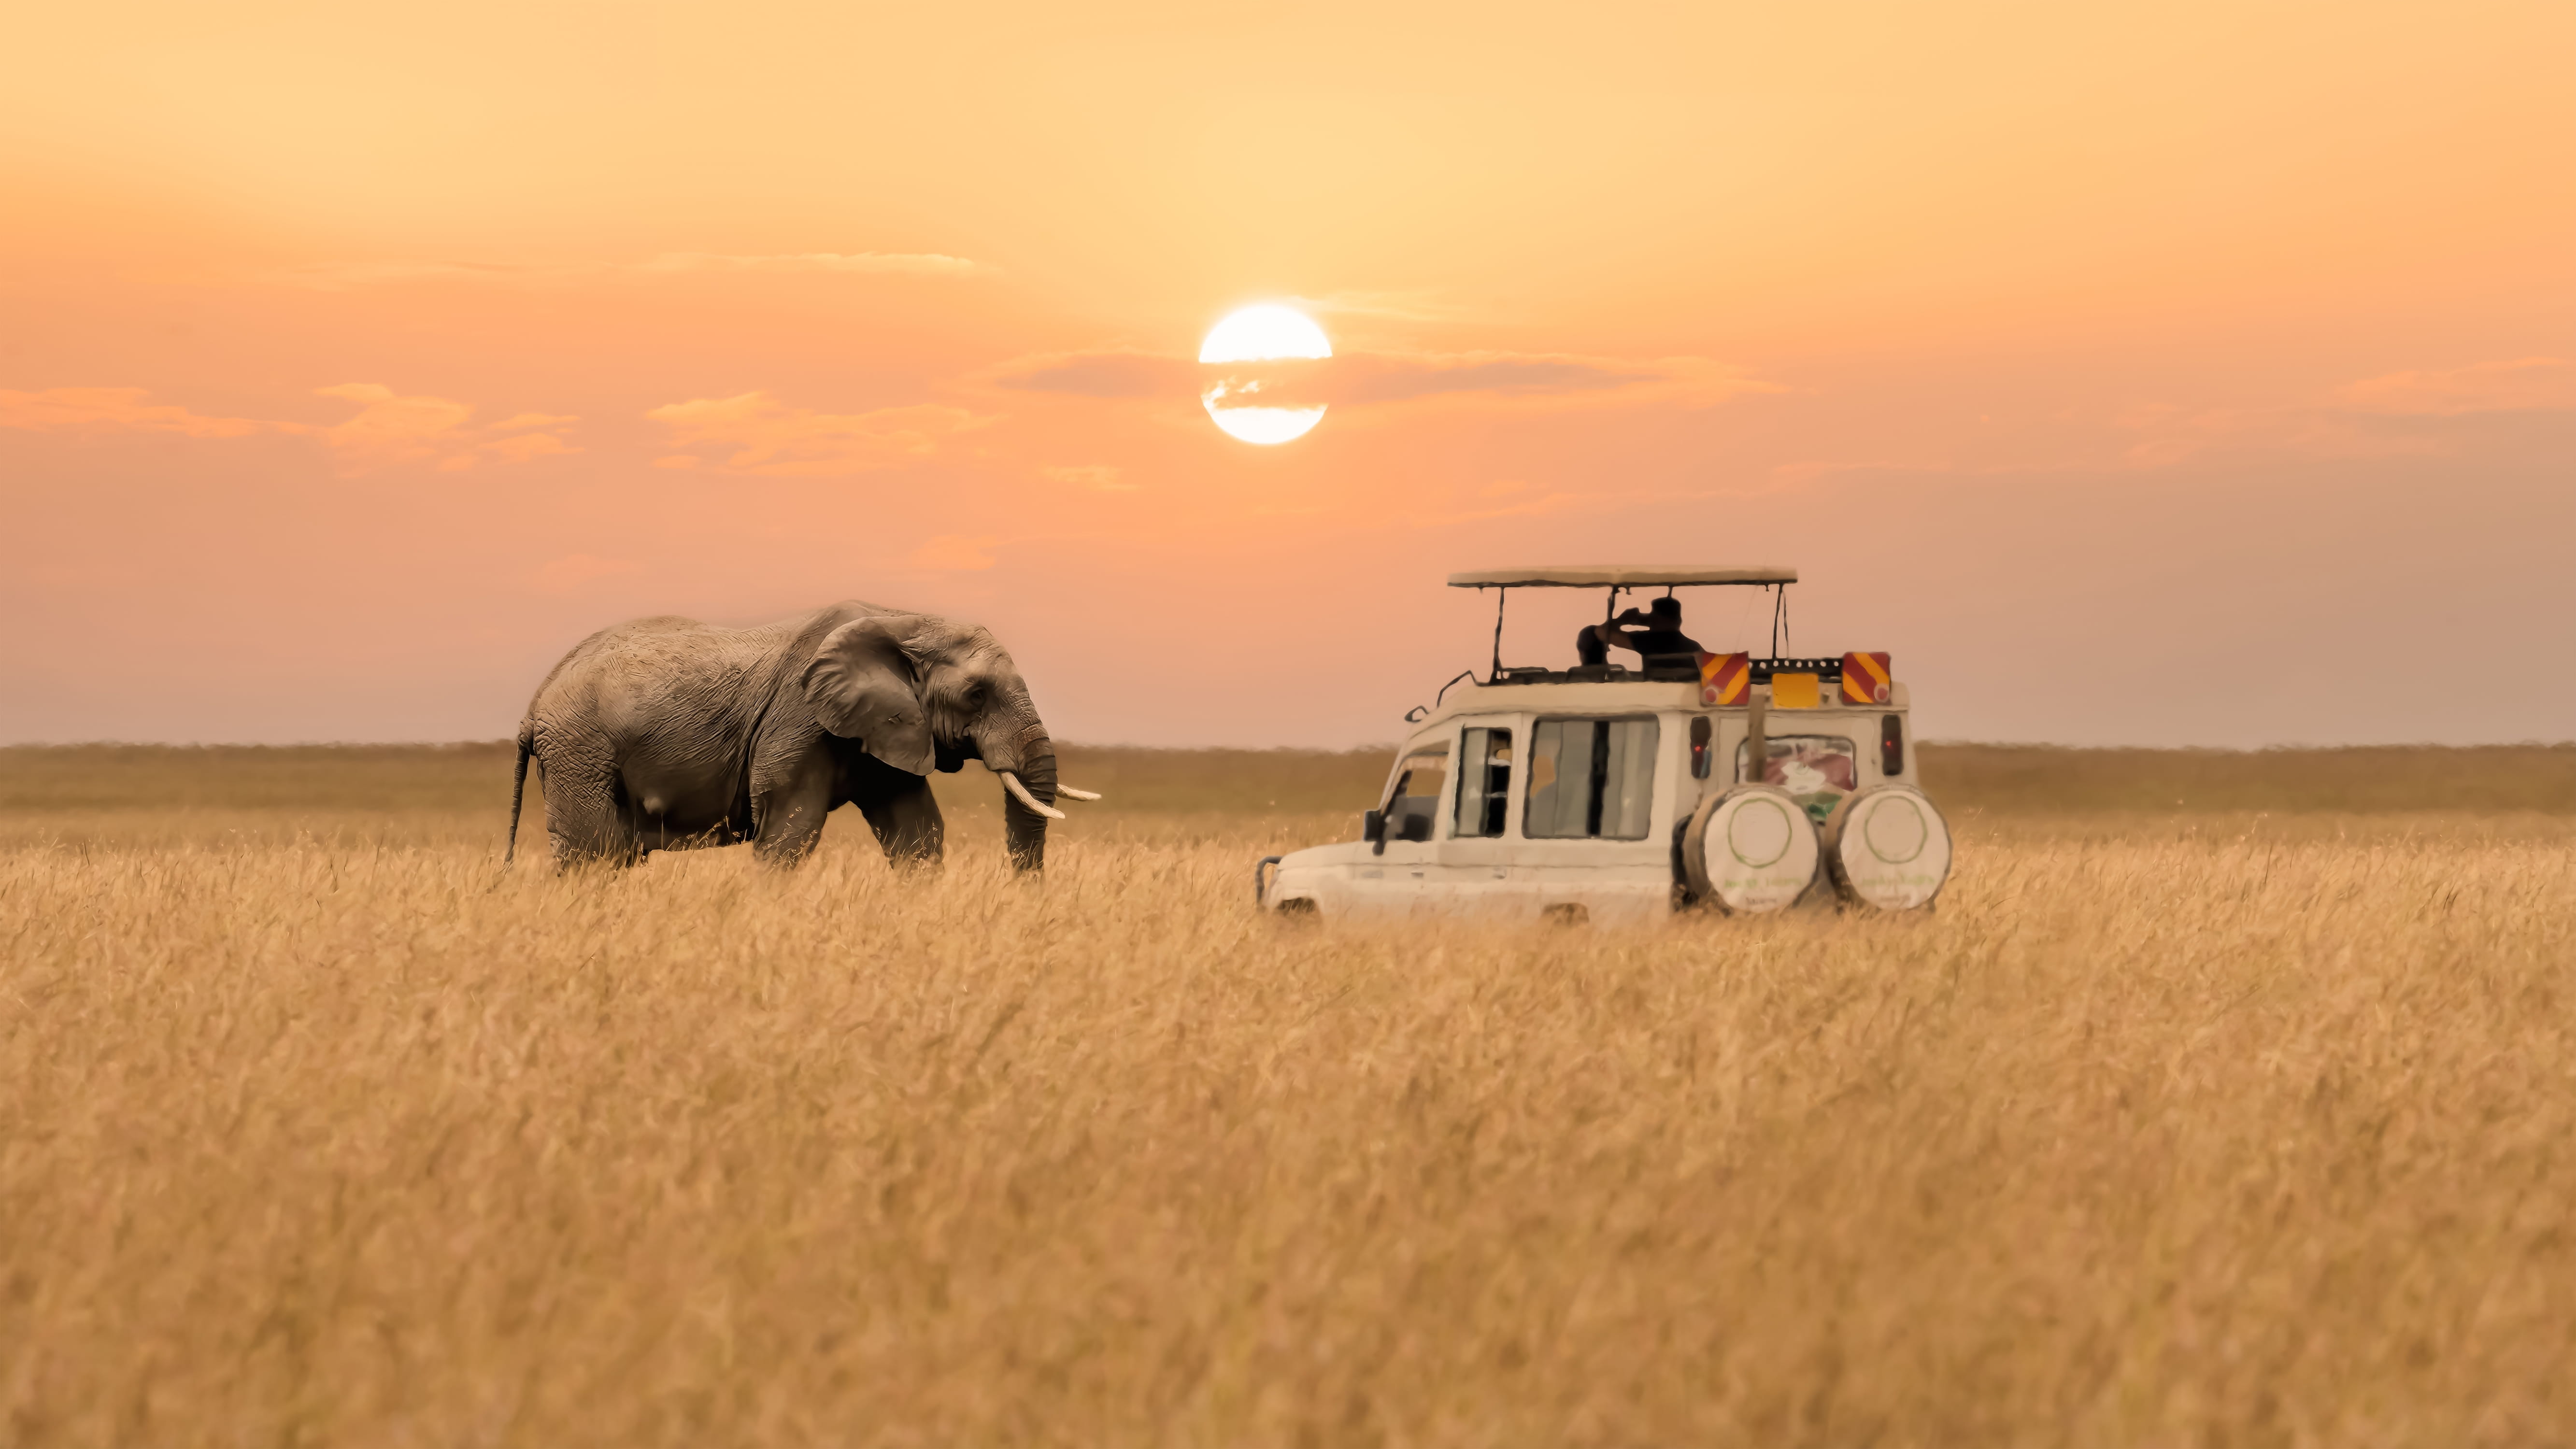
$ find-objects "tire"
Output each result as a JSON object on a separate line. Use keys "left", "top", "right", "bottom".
{"left": 1682, "top": 784, "right": 1822, "bottom": 914}
{"left": 1820, "top": 784, "right": 1952, "bottom": 911}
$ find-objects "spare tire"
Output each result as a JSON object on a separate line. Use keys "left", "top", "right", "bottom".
{"left": 1820, "top": 785, "right": 1952, "bottom": 910}
{"left": 1682, "top": 785, "right": 1822, "bottom": 913}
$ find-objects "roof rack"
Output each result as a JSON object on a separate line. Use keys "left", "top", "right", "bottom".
{"left": 1447, "top": 565, "right": 1796, "bottom": 588}
{"left": 1452, "top": 565, "right": 1801, "bottom": 682}
{"left": 1488, "top": 656, "right": 1849, "bottom": 689}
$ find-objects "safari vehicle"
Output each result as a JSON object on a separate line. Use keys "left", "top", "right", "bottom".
{"left": 1256, "top": 566, "right": 1951, "bottom": 924}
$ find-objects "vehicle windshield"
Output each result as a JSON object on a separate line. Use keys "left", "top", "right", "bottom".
{"left": 1384, "top": 742, "right": 1450, "bottom": 836}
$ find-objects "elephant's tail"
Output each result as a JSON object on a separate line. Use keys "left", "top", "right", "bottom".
{"left": 505, "top": 720, "right": 535, "bottom": 867}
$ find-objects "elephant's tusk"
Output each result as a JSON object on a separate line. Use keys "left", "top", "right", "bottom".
{"left": 1056, "top": 786, "right": 1102, "bottom": 802}
{"left": 1001, "top": 771, "right": 1067, "bottom": 820}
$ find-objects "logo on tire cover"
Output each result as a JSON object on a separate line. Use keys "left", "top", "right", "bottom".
{"left": 1727, "top": 796, "right": 1794, "bottom": 868}
{"left": 1862, "top": 795, "right": 1928, "bottom": 864}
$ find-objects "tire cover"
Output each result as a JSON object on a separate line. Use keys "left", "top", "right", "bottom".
{"left": 1820, "top": 784, "right": 1952, "bottom": 910}
{"left": 1683, "top": 785, "right": 1821, "bottom": 913}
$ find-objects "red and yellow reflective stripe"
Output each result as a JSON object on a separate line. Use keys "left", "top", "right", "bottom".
{"left": 1840, "top": 651, "right": 1893, "bottom": 705}
{"left": 1697, "top": 651, "right": 1749, "bottom": 706}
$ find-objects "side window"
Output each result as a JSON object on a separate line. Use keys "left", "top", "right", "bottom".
{"left": 1738, "top": 734, "right": 1858, "bottom": 824}
{"left": 1383, "top": 742, "right": 1450, "bottom": 836}
{"left": 1453, "top": 727, "right": 1513, "bottom": 838}
{"left": 1524, "top": 717, "right": 1658, "bottom": 840}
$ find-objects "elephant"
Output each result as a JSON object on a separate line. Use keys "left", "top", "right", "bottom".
{"left": 504, "top": 600, "right": 1096, "bottom": 871}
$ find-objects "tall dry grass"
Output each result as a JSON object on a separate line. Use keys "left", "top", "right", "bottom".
{"left": 4, "top": 747, "right": 2576, "bottom": 1445}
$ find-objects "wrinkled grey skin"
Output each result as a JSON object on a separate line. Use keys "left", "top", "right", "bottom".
{"left": 506, "top": 600, "right": 1058, "bottom": 872}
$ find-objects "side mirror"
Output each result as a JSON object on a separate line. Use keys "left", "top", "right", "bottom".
{"left": 1363, "top": 809, "right": 1386, "bottom": 843}
{"left": 1398, "top": 813, "right": 1435, "bottom": 843}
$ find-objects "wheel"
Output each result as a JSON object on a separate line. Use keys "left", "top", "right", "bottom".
{"left": 1819, "top": 785, "right": 1952, "bottom": 910}
{"left": 1682, "top": 784, "right": 1823, "bottom": 914}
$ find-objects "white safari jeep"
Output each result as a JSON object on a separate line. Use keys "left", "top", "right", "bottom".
{"left": 1257, "top": 566, "right": 1952, "bottom": 924}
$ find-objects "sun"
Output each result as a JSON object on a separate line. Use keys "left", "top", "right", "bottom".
{"left": 1200, "top": 303, "right": 1329, "bottom": 445}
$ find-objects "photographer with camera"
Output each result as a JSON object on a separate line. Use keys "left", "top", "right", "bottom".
{"left": 1575, "top": 594, "right": 1705, "bottom": 668}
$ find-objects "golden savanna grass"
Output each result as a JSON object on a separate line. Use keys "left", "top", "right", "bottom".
{"left": 5, "top": 745, "right": 2576, "bottom": 1445}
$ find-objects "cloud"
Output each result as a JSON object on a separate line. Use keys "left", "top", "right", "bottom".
{"left": 1326, "top": 352, "right": 1771, "bottom": 409}
{"left": 633, "top": 251, "right": 983, "bottom": 277}
{"left": 2337, "top": 358, "right": 2576, "bottom": 416}
{"left": 482, "top": 413, "right": 584, "bottom": 467}
{"left": 2114, "top": 357, "right": 2576, "bottom": 469}
{"left": 912, "top": 534, "right": 1000, "bottom": 570}
{"left": 1392, "top": 486, "right": 1594, "bottom": 529}
{"left": 271, "top": 252, "right": 987, "bottom": 289}
{"left": 987, "top": 348, "right": 1196, "bottom": 399}
{"left": 645, "top": 391, "right": 990, "bottom": 475}
{"left": 268, "top": 260, "right": 568, "bottom": 290}
{"left": 1042, "top": 464, "right": 1136, "bottom": 492}
{"left": 314, "top": 383, "right": 474, "bottom": 468}
{"left": 0, "top": 386, "right": 294, "bottom": 439}
{"left": 1290, "top": 291, "right": 1471, "bottom": 324}
{"left": 479, "top": 430, "right": 583, "bottom": 465}
{"left": 2114, "top": 402, "right": 2442, "bottom": 469}
{"left": 984, "top": 345, "right": 1775, "bottom": 412}
{"left": 532, "top": 554, "right": 642, "bottom": 595}
{"left": 314, "top": 384, "right": 581, "bottom": 473}
{"left": 0, "top": 384, "right": 578, "bottom": 473}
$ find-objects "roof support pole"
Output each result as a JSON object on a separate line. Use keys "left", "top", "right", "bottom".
{"left": 1745, "top": 684, "right": 1769, "bottom": 787}
{"left": 1488, "top": 586, "right": 1507, "bottom": 682}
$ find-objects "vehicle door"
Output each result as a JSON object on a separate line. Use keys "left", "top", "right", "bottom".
{"left": 1361, "top": 736, "right": 1451, "bottom": 917}
{"left": 1431, "top": 719, "right": 1519, "bottom": 914}
{"left": 1519, "top": 714, "right": 1668, "bottom": 923}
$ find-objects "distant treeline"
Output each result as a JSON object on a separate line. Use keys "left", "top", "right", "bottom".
{"left": 2, "top": 740, "right": 2572, "bottom": 818}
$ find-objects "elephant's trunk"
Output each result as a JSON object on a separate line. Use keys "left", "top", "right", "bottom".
{"left": 1002, "top": 747, "right": 1057, "bottom": 874}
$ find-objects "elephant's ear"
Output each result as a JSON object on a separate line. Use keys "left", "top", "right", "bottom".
{"left": 801, "top": 615, "right": 935, "bottom": 774}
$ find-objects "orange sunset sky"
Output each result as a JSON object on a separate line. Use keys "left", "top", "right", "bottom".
{"left": 5, "top": 1, "right": 2571, "bottom": 747}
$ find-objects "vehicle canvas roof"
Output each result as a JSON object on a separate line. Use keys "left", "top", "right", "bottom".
{"left": 1446, "top": 565, "right": 1798, "bottom": 588}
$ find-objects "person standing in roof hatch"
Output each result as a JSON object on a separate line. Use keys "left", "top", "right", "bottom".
{"left": 1580, "top": 595, "right": 1704, "bottom": 666}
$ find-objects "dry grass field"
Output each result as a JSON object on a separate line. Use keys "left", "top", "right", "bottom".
{"left": 5, "top": 743, "right": 2575, "bottom": 1445}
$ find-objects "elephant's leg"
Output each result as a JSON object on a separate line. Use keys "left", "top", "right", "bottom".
{"left": 541, "top": 758, "right": 638, "bottom": 868}
{"left": 751, "top": 753, "right": 836, "bottom": 868}
{"left": 856, "top": 772, "right": 945, "bottom": 869}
